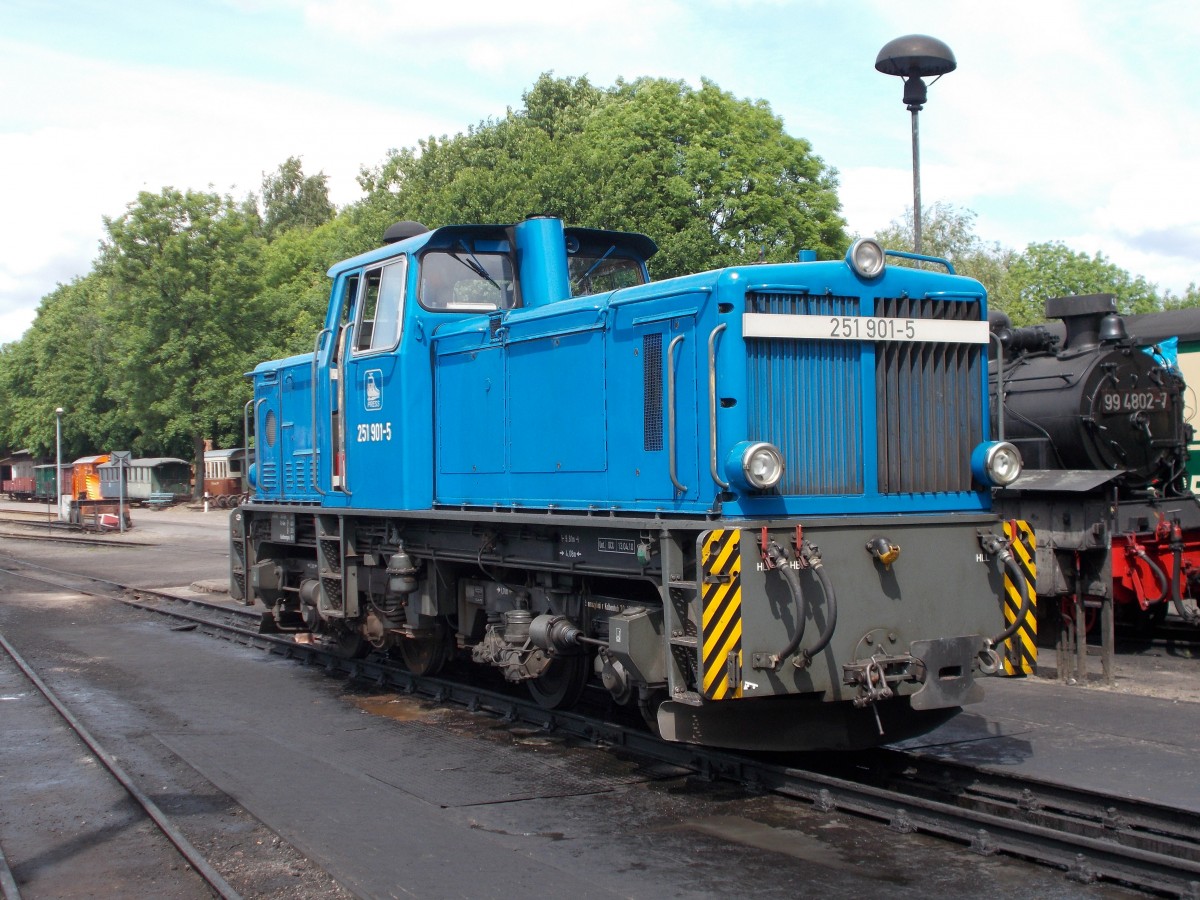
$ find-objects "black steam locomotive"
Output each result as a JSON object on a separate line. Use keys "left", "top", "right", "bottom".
{"left": 989, "top": 293, "right": 1200, "bottom": 677}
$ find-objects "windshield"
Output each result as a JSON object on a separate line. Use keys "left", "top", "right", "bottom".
{"left": 419, "top": 249, "right": 515, "bottom": 311}
{"left": 569, "top": 254, "right": 646, "bottom": 296}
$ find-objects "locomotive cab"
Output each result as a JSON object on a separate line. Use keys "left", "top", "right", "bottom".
{"left": 247, "top": 218, "right": 657, "bottom": 509}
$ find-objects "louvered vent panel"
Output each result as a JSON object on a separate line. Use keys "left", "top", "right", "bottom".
{"left": 746, "top": 293, "right": 862, "bottom": 495}
{"left": 874, "top": 297, "right": 983, "bottom": 493}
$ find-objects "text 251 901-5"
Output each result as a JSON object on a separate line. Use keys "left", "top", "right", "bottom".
{"left": 830, "top": 317, "right": 916, "bottom": 340}
{"left": 357, "top": 422, "right": 392, "bottom": 442}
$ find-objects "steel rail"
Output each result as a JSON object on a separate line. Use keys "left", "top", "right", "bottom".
{"left": 0, "top": 841, "right": 19, "bottom": 900}
{"left": 0, "top": 629, "right": 243, "bottom": 900}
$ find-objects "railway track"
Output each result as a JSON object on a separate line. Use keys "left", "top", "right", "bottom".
{"left": 0, "top": 627, "right": 242, "bottom": 900}
{"left": 4, "top": 560, "right": 1200, "bottom": 896}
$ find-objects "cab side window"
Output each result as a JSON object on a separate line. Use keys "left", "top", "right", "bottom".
{"left": 332, "top": 273, "right": 359, "bottom": 363}
{"left": 354, "top": 258, "right": 407, "bottom": 353}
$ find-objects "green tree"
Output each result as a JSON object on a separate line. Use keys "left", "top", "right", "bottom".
{"left": 357, "top": 73, "right": 848, "bottom": 276}
{"left": 1162, "top": 282, "right": 1200, "bottom": 310}
{"left": 997, "top": 241, "right": 1162, "bottom": 324}
{"left": 875, "top": 202, "right": 1014, "bottom": 303}
{"left": 100, "top": 188, "right": 265, "bottom": 497}
{"left": 255, "top": 214, "right": 370, "bottom": 357}
{"left": 26, "top": 275, "right": 126, "bottom": 456}
{"left": 0, "top": 338, "right": 40, "bottom": 453}
{"left": 262, "top": 156, "right": 335, "bottom": 239}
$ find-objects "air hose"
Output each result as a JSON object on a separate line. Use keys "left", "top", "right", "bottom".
{"left": 1167, "top": 530, "right": 1200, "bottom": 625}
{"left": 989, "top": 550, "right": 1033, "bottom": 647}
{"left": 795, "top": 543, "right": 837, "bottom": 670}
{"left": 766, "top": 541, "right": 807, "bottom": 669}
{"left": 1130, "top": 545, "right": 1169, "bottom": 606}
{"left": 767, "top": 540, "right": 838, "bottom": 670}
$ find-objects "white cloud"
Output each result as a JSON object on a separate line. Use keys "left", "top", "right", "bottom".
{"left": 0, "top": 40, "right": 454, "bottom": 344}
{"left": 297, "top": 0, "right": 687, "bottom": 79}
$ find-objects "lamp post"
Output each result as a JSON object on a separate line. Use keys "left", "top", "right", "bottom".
{"left": 875, "top": 35, "right": 957, "bottom": 256}
{"left": 55, "top": 407, "right": 64, "bottom": 521}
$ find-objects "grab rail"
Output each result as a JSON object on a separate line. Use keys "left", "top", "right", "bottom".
{"left": 254, "top": 398, "right": 270, "bottom": 495}
{"left": 667, "top": 334, "right": 687, "bottom": 494}
{"left": 707, "top": 324, "right": 728, "bottom": 489}
{"left": 338, "top": 326, "right": 353, "bottom": 496}
{"left": 311, "top": 328, "right": 331, "bottom": 496}
{"left": 242, "top": 399, "right": 253, "bottom": 466}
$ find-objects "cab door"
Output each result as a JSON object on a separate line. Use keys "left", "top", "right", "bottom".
{"left": 253, "top": 369, "right": 284, "bottom": 500}
{"left": 315, "top": 271, "right": 360, "bottom": 499}
{"left": 342, "top": 258, "right": 408, "bottom": 507}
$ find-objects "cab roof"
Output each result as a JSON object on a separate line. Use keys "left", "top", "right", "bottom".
{"left": 327, "top": 221, "right": 657, "bottom": 278}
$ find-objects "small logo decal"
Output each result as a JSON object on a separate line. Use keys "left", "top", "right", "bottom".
{"left": 365, "top": 370, "right": 382, "bottom": 411}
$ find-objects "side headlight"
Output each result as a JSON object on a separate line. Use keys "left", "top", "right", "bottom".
{"left": 971, "top": 441, "right": 1023, "bottom": 487}
{"left": 725, "top": 441, "right": 786, "bottom": 491}
{"left": 847, "top": 238, "right": 886, "bottom": 279}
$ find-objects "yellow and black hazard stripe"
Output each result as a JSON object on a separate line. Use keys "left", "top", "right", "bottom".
{"left": 700, "top": 529, "right": 743, "bottom": 700}
{"left": 1002, "top": 520, "right": 1037, "bottom": 675}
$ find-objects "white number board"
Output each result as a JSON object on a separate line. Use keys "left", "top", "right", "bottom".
{"left": 742, "top": 313, "right": 989, "bottom": 344}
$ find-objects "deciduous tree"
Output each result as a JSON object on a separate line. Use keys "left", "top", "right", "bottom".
{"left": 997, "top": 241, "right": 1162, "bottom": 324}
{"left": 357, "top": 73, "right": 848, "bottom": 276}
{"left": 101, "top": 188, "right": 265, "bottom": 496}
{"left": 262, "top": 156, "right": 335, "bottom": 239}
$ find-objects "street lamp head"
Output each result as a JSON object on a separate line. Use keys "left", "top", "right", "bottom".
{"left": 55, "top": 407, "right": 64, "bottom": 415}
{"left": 876, "top": 35, "right": 957, "bottom": 111}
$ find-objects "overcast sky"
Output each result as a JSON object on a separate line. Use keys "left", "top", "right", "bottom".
{"left": 1, "top": 0, "right": 1196, "bottom": 345}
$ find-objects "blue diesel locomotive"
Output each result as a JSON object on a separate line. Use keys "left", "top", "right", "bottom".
{"left": 230, "top": 216, "right": 1025, "bottom": 751}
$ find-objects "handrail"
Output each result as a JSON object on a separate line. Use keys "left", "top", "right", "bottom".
{"left": 254, "top": 398, "right": 270, "bottom": 495}
{"left": 242, "top": 399, "right": 253, "bottom": 463}
{"left": 708, "top": 324, "right": 729, "bottom": 489}
{"left": 311, "top": 328, "right": 331, "bottom": 496}
{"left": 989, "top": 331, "right": 1005, "bottom": 442}
{"left": 338, "top": 326, "right": 353, "bottom": 496}
{"left": 667, "top": 334, "right": 687, "bottom": 494}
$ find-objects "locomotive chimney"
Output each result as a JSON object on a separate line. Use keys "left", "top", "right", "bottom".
{"left": 1045, "top": 293, "right": 1118, "bottom": 352}
{"left": 511, "top": 216, "right": 571, "bottom": 308}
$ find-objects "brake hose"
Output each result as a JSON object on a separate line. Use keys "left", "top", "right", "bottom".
{"left": 795, "top": 543, "right": 837, "bottom": 670}
{"left": 1167, "top": 532, "right": 1200, "bottom": 625}
{"left": 1130, "top": 545, "right": 1169, "bottom": 606}
{"left": 990, "top": 551, "right": 1033, "bottom": 647}
{"left": 766, "top": 541, "right": 807, "bottom": 669}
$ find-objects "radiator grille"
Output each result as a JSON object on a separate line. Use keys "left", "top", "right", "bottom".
{"left": 746, "top": 293, "right": 862, "bottom": 495}
{"left": 745, "top": 292, "right": 982, "bottom": 496}
{"left": 875, "top": 297, "right": 983, "bottom": 493}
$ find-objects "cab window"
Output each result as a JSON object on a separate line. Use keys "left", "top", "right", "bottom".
{"left": 354, "top": 258, "right": 407, "bottom": 353}
{"left": 419, "top": 249, "right": 515, "bottom": 311}
{"left": 569, "top": 254, "right": 646, "bottom": 296}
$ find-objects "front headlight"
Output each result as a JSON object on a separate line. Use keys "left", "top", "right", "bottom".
{"left": 725, "top": 441, "right": 785, "bottom": 491}
{"left": 971, "top": 441, "right": 1023, "bottom": 487}
{"left": 847, "top": 238, "right": 886, "bottom": 279}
